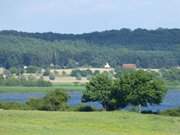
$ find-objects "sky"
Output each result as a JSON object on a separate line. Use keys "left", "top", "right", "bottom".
{"left": 0, "top": 0, "right": 180, "bottom": 33}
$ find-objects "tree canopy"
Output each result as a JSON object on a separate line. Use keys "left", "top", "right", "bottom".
{"left": 82, "top": 71, "right": 167, "bottom": 111}
{"left": 0, "top": 29, "right": 180, "bottom": 68}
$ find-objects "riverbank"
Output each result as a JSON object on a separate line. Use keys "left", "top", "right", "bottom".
{"left": 0, "top": 83, "right": 85, "bottom": 93}
{"left": 0, "top": 110, "right": 179, "bottom": 135}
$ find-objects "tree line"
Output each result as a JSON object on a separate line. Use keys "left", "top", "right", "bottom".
{"left": 0, "top": 29, "right": 180, "bottom": 68}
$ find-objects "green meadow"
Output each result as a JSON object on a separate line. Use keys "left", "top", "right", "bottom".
{"left": 0, "top": 83, "right": 85, "bottom": 93}
{"left": 0, "top": 110, "right": 179, "bottom": 135}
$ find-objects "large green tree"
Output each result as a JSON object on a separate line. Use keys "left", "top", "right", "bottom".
{"left": 82, "top": 73, "right": 115, "bottom": 110}
{"left": 118, "top": 70, "right": 167, "bottom": 112}
{"left": 82, "top": 71, "right": 167, "bottom": 111}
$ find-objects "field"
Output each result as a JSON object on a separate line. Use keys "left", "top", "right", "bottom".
{"left": 0, "top": 83, "right": 85, "bottom": 93}
{"left": 0, "top": 110, "right": 180, "bottom": 135}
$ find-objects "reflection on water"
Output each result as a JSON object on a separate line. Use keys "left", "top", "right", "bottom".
{"left": 0, "top": 90, "right": 180, "bottom": 111}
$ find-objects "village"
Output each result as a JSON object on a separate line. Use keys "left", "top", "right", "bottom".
{"left": 0, "top": 62, "right": 162, "bottom": 84}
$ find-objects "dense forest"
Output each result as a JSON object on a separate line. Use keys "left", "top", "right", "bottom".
{"left": 0, "top": 28, "right": 180, "bottom": 68}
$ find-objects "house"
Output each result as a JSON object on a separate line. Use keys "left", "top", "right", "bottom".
{"left": 104, "top": 63, "right": 111, "bottom": 69}
{"left": 122, "top": 64, "right": 137, "bottom": 70}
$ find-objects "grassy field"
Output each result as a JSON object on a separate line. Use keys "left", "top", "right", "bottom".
{"left": 0, "top": 110, "right": 180, "bottom": 135}
{"left": 0, "top": 83, "right": 85, "bottom": 93}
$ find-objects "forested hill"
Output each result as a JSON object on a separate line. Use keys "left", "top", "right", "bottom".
{"left": 1, "top": 28, "right": 180, "bottom": 50}
{"left": 0, "top": 28, "right": 180, "bottom": 68}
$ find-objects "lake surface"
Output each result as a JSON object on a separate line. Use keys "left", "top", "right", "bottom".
{"left": 0, "top": 90, "right": 180, "bottom": 111}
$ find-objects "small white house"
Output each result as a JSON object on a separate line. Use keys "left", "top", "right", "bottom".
{"left": 104, "top": 63, "right": 111, "bottom": 69}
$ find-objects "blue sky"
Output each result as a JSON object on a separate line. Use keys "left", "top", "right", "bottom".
{"left": 0, "top": 0, "right": 179, "bottom": 33}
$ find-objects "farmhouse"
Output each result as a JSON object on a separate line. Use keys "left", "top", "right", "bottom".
{"left": 122, "top": 64, "right": 137, "bottom": 70}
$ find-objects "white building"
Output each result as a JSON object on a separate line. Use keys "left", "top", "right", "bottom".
{"left": 104, "top": 63, "right": 111, "bottom": 69}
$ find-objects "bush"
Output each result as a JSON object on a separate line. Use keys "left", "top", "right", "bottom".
{"left": 26, "top": 66, "right": 40, "bottom": 73}
{"left": 73, "top": 104, "right": 96, "bottom": 112}
{"left": 0, "top": 77, "right": 52, "bottom": 87}
{"left": 141, "top": 110, "right": 159, "bottom": 114}
{"left": 160, "top": 108, "right": 180, "bottom": 117}
{"left": 0, "top": 102, "right": 27, "bottom": 110}
{"left": 71, "top": 69, "right": 93, "bottom": 77}
{"left": 9, "top": 67, "right": 18, "bottom": 74}
{"left": 26, "top": 89, "right": 69, "bottom": 111}
{"left": 49, "top": 73, "right": 55, "bottom": 80}
{"left": 43, "top": 69, "right": 50, "bottom": 76}
{"left": 26, "top": 98, "right": 44, "bottom": 110}
{"left": 62, "top": 71, "right": 66, "bottom": 76}
{"left": 76, "top": 73, "right": 82, "bottom": 80}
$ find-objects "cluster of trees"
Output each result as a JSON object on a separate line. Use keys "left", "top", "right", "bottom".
{"left": 2, "top": 29, "right": 180, "bottom": 49}
{"left": 0, "top": 76, "right": 52, "bottom": 87}
{"left": 0, "top": 29, "right": 180, "bottom": 68}
{"left": 161, "top": 68, "right": 180, "bottom": 81}
{"left": 26, "top": 90, "right": 68, "bottom": 111}
{"left": 82, "top": 71, "right": 167, "bottom": 111}
{"left": 0, "top": 78, "right": 52, "bottom": 87}
{"left": 70, "top": 69, "right": 100, "bottom": 80}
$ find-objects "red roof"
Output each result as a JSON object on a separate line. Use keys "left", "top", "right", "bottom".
{"left": 122, "top": 64, "right": 137, "bottom": 69}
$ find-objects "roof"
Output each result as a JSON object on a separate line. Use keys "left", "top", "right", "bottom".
{"left": 122, "top": 64, "right": 137, "bottom": 69}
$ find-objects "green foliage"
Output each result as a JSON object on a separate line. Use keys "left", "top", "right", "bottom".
{"left": 0, "top": 77, "right": 52, "bottom": 87}
{"left": 160, "top": 108, "right": 180, "bottom": 117}
{"left": 71, "top": 69, "right": 93, "bottom": 77}
{"left": 82, "top": 71, "right": 167, "bottom": 111}
{"left": 161, "top": 68, "right": 180, "bottom": 81}
{"left": 0, "top": 89, "right": 68, "bottom": 111}
{"left": 0, "top": 102, "right": 27, "bottom": 110}
{"left": 26, "top": 89, "right": 69, "bottom": 111}
{"left": 75, "top": 73, "right": 82, "bottom": 80}
{"left": 118, "top": 70, "right": 167, "bottom": 107}
{"left": 43, "top": 69, "right": 50, "bottom": 76}
{"left": 62, "top": 71, "right": 66, "bottom": 76}
{"left": 26, "top": 66, "right": 40, "bottom": 73}
{"left": 9, "top": 67, "right": 18, "bottom": 74}
{"left": 82, "top": 73, "right": 115, "bottom": 110}
{"left": 49, "top": 73, "right": 55, "bottom": 80}
{"left": 73, "top": 104, "right": 96, "bottom": 112}
{"left": 0, "top": 29, "right": 180, "bottom": 68}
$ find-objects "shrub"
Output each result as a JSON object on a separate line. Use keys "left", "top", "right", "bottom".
{"left": 26, "top": 89, "right": 69, "bottom": 111}
{"left": 0, "top": 102, "right": 27, "bottom": 110}
{"left": 49, "top": 73, "right": 55, "bottom": 80}
{"left": 73, "top": 104, "right": 96, "bottom": 112}
{"left": 71, "top": 69, "right": 93, "bottom": 77}
{"left": 43, "top": 69, "right": 50, "bottom": 76}
{"left": 160, "top": 108, "right": 180, "bottom": 117}
{"left": 26, "top": 66, "right": 40, "bottom": 73}
{"left": 76, "top": 73, "right": 82, "bottom": 80}
{"left": 62, "top": 71, "right": 66, "bottom": 76}
{"left": 0, "top": 77, "right": 52, "bottom": 87}
{"left": 26, "top": 98, "right": 44, "bottom": 110}
{"left": 9, "top": 67, "right": 18, "bottom": 74}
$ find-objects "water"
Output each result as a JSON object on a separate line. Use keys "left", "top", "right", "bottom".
{"left": 0, "top": 90, "right": 180, "bottom": 111}
{"left": 144, "top": 90, "right": 180, "bottom": 111}
{"left": 0, "top": 91, "right": 102, "bottom": 108}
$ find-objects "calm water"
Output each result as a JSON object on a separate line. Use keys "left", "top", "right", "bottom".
{"left": 0, "top": 90, "right": 180, "bottom": 111}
